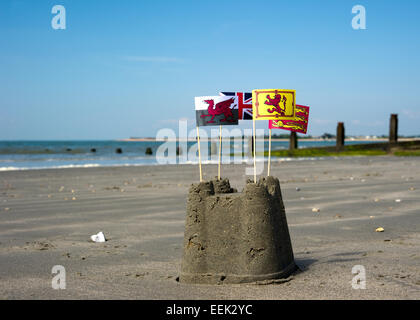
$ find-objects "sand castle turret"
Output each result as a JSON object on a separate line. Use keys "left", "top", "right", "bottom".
{"left": 180, "top": 176, "right": 296, "bottom": 284}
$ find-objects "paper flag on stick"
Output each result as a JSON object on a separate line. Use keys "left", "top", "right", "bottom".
{"left": 269, "top": 105, "right": 310, "bottom": 134}
{"left": 195, "top": 96, "right": 239, "bottom": 126}
{"left": 219, "top": 92, "right": 252, "bottom": 120}
{"left": 252, "top": 89, "right": 296, "bottom": 120}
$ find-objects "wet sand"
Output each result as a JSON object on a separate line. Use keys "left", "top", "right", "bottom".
{"left": 0, "top": 156, "right": 419, "bottom": 299}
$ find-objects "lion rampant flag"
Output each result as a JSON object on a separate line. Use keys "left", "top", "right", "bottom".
{"left": 195, "top": 96, "right": 239, "bottom": 127}
{"left": 269, "top": 105, "right": 310, "bottom": 134}
{"left": 252, "top": 89, "right": 296, "bottom": 120}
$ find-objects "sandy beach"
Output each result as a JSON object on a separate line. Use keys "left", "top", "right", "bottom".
{"left": 0, "top": 156, "right": 419, "bottom": 299}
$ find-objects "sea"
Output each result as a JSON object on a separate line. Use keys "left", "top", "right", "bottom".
{"left": 0, "top": 140, "right": 377, "bottom": 171}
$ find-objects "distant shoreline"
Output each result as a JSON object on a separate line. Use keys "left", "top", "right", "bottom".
{"left": 119, "top": 138, "right": 420, "bottom": 142}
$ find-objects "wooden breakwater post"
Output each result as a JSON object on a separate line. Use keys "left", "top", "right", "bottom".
{"left": 289, "top": 132, "right": 297, "bottom": 151}
{"left": 336, "top": 122, "right": 345, "bottom": 151}
{"left": 247, "top": 136, "right": 254, "bottom": 158}
{"left": 210, "top": 142, "right": 217, "bottom": 155}
{"left": 389, "top": 114, "right": 398, "bottom": 144}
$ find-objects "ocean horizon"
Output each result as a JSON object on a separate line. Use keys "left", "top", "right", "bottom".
{"left": 0, "top": 140, "right": 378, "bottom": 171}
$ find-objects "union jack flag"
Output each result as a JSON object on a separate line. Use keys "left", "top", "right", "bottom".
{"left": 219, "top": 92, "right": 252, "bottom": 120}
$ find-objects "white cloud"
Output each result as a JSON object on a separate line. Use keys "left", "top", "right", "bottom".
{"left": 351, "top": 119, "right": 385, "bottom": 127}
{"left": 123, "top": 56, "right": 183, "bottom": 63}
{"left": 402, "top": 109, "right": 420, "bottom": 119}
{"left": 312, "top": 118, "right": 334, "bottom": 125}
{"left": 158, "top": 117, "right": 195, "bottom": 125}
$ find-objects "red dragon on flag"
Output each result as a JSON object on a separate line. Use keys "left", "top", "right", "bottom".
{"left": 195, "top": 96, "right": 239, "bottom": 127}
{"left": 200, "top": 98, "right": 236, "bottom": 123}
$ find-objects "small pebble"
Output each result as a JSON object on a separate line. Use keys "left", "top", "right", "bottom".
{"left": 312, "top": 208, "right": 320, "bottom": 213}
{"left": 395, "top": 199, "right": 401, "bottom": 203}
{"left": 375, "top": 227, "right": 385, "bottom": 232}
{"left": 296, "top": 187, "right": 301, "bottom": 191}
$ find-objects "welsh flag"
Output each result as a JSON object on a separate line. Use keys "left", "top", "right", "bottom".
{"left": 195, "top": 96, "right": 239, "bottom": 127}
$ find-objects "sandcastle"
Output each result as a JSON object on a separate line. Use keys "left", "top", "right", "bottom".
{"left": 180, "top": 176, "right": 296, "bottom": 284}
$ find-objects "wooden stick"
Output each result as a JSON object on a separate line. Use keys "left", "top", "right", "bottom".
{"left": 268, "top": 128, "right": 272, "bottom": 177}
{"left": 218, "top": 125, "right": 222, "bottom": 180}
{"left": 253, "top": 117, "right": 257, "bottom": 183}
{"left": 196, "top": 126, "right": 203, "bottom": 182}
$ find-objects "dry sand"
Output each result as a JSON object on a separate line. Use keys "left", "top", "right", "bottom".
{"left": 0, "top": 156, "right": 419, "bottom": 299}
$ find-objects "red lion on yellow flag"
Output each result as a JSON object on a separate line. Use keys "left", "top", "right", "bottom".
{"left": 265, "top": 94, "right": 287, "bottom": 115}
{"left": 252, "top": 89, "right": 296, "bottom": 120}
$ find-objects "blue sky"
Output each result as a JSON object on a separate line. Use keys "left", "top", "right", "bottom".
{"left": 1, "top": 0, "right": 419, "bottom": 139}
